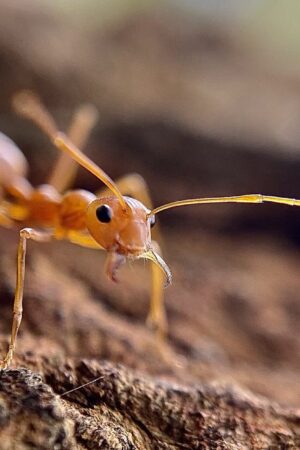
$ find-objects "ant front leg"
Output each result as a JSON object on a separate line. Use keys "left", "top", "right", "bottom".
{"left": 0, "top": 228, "right": 52, "bottom": 369}
{"left": 98, "top": 173, "right": 167, "bottom": 339}
{"left": 147, "top": 240, "right": 167, "bottom": 339}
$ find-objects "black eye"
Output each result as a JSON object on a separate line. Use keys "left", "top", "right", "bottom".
{"left": 96, "top": 204, "right": 112, "bottom": 223}
{"left": 149, "top": 215, "right": 156, "bottom": 228}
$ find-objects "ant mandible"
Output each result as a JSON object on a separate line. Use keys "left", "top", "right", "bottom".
{"left": 0, "top": 90, "right": 300, "bottom": 370}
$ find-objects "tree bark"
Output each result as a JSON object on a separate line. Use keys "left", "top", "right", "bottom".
{"left": 1, "top": 360, "right": 299, "bottom": 449}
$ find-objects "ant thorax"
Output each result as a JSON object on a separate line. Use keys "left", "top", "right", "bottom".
{"left": 11, "top": 187, "right": 96, "bottom": 230}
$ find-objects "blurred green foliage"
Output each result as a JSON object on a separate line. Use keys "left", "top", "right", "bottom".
{"left": 41, "top": 0, "right": 159, "bottom": 26}
{"left": 248, "top": 0, "right": 300, "bottom": 61}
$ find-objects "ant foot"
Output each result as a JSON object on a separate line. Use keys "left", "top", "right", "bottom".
{"left": 0, "top": 359, "right": 9, "bottom": 371}
{"left": 0, "top": 350, "right": 13, "bottom": 370}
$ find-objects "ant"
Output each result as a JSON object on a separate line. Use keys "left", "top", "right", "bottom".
{"left": 0, "top": 90, "right": 300, "bottom": 370}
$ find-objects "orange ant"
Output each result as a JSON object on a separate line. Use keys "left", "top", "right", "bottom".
{"left": 1, "top": 90, "right": 300, "bottom": 370}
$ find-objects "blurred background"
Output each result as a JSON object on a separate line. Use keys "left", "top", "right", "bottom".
{"left": 0, "top": 0, "right": 300, "bottom": 407}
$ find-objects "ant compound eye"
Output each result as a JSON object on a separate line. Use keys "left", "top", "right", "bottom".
{"left": 149, "top": 215, "right": 156, "bottom": 228}
{"left": 96, "top": 204, "right": 112, "bottom": 223}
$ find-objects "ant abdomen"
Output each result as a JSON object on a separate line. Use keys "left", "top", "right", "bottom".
{"left": 0, "top": 132, "right": 28, "bottom": 185}
{"left": 0, "top": 132, "right": 31, "bottom": 201}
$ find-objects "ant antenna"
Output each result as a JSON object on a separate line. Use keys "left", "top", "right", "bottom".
{"left": 12, "top": 91, "right": 128, "bottom": 211}
{"left": 149, "top": 194, "right": 300, "bottom": 216}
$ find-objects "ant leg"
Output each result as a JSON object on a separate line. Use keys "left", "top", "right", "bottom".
{"left": 0, "top": 228, "right": 52, "bottom": 369}
{"left": 147, "top": 240, "right": 167, "bottom": 339}
{"left": 12, "top": 91, "right": 126, "bottom": 208}
{"left": 63, "top": 230, "right": 104, "bottom": 250}
{"left": 98, "top": 173, "right": 167, "bottom": 337}
{"left": 48, "top": 104, "right": 98, "bottom": 192}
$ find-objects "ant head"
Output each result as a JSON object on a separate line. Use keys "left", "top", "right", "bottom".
{"left": 86, "top": 196, "right": 154, "bottom": 256}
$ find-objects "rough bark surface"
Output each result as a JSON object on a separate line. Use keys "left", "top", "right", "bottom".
{"left": 0, "top": 2, "right": 300, "bottom": 449}
{"left": 1, "top": 360, "right": 300, "bottom": 450}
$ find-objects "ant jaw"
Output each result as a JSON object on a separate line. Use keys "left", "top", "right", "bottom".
{"left": 105, "top": 252, "right": 126, "bottom": 283}
{"left": 136, "top": 249, "right": 172, "bottom": 288}
{"left": 104, "top": 248, "right": 172, "bottom": 288}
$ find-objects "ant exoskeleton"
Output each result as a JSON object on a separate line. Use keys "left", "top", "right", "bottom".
{"left": 0, "top": 90, "right": 300, "bottom": 369}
